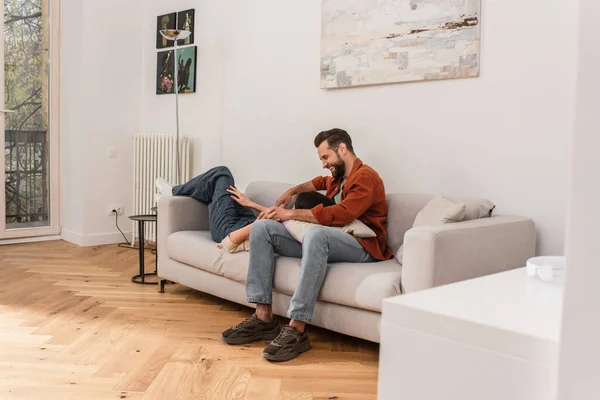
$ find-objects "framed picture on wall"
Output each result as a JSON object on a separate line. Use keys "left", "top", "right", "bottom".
{"left": 156, "top": 12, "right": 176, "bottom": 49}
{"left": 177, "top": 9, "right": 195, "bottom": 45}
{"left": 156, "top": 50, "right": 175, "bottom": 94}
{"left": 176, "top": 46, "right": 197, "bottom": 94}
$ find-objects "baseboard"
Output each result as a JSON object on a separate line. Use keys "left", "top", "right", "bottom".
{"left": 61, "top": 229, "right": 133, "bottom": 247}
{"left": 60, "top": 229, "right": 84, "bottom": 246}
{"left": 0, "top": 235, "right": 62, "bottom": 246}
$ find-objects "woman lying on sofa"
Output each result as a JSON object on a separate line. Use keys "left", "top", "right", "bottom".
{"left": 155, "top": 166, "right": 375, "bottom": 253}
{"left": 220, "top": 188, "right": 344, "bottom": 252}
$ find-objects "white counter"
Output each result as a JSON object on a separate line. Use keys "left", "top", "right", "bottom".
{"left": 378, "top": 268, "right": 563, "bottom": 400}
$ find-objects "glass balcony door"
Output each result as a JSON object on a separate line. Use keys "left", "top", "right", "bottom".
{"left": 0, "top": 0, "right": 59, "bottom": 240}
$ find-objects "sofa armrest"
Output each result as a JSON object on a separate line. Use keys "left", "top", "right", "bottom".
{"left": 157, "top": 196, "right": 209, "bottom": 257}
{"left": 402, "top": 215, "right": 536, "bottom": 293}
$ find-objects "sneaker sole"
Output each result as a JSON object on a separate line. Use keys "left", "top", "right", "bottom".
{"left": 262, "top": 340, "right": 312, "bottom": 362}
{"left": 220, "top": 326, "right": 281, "bottom": 345}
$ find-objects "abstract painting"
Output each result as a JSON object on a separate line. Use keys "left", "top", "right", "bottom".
{"left": 156, "top": 50, "right": 175, "bottom": 94}
{"left": 177, "top": 9, "right": 195, "bottom": 45}
{"left": 156, "top": 12, "right": 176, "bottom": 49}
{"left": 176, "top": 46, "right": 197, "bottom": 94}
{"left": 321, "top": 0, "right": 481, "bottom": 89}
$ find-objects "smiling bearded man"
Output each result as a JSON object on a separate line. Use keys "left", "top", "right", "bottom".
{"left": 220, "top": 128, "right": 393, "bottom": 362}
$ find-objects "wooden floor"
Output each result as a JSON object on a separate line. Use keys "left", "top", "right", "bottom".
{"left": 0, "top": 240, "right": 379, "bottom": 399}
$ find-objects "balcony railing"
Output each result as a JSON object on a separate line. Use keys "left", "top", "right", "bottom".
{"left": 4, "top": 130, "right": 49, "bottom": 227}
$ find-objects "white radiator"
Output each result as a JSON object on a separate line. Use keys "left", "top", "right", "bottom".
{"left": 132, "top": 134, "right": 191, "bottom": 245}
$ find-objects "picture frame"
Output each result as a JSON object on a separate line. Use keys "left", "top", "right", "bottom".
{"left": 156, "top": 12, "right": 176, "bottom": 49}
{"left": 176, "top": 46, "right": 197, "bottom": 94}
{"left": 177, "top": 9, "right": 195, "bottom": 45}
{"left": 156, "top": 50, "right": 175, "bottom": 94}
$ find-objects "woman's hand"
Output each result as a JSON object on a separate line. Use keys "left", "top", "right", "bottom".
{"left": 227, "top": 186, "right": 252, "bottom": 208}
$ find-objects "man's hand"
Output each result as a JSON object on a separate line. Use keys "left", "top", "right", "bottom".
{"left": 274, "top": 191, "right": 293, "bottom": 208}
{"left": 274, "top": 181, "right": 317, "bottom": 208}
{"left": 258, "top": 207, "right": 293, "bottom": 222}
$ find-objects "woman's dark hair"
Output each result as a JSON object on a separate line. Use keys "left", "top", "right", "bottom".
{"left": 295, "top": 191, "right": 335, "bottom": 210}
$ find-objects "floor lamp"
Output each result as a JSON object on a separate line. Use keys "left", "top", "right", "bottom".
{"left": 159, "top": 29, "right": 191, "bottom": 185}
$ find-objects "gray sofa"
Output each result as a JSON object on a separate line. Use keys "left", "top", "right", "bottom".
{"left": 157, "top": 181, "right": 536, "bottom": 343}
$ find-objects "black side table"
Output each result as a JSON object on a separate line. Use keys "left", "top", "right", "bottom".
{"left": 129, "top": 214, "right": 158, "bottom": 285}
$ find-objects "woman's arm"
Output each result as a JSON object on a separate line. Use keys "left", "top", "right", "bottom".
{"left": 228, "top": 224, "right": 251, "bottom": 244}
{"left": 218, "top": 224, "right": 251, "bottom": 252}
{"left": 249, "top": 202, "right": 267, "bottom": 213}
{"left": 227, "top": 186, "right": 266, "bottom": 213}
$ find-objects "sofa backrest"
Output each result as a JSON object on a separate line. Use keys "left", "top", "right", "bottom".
{"left": 385, "top": 193, "right": 434, "bottom": 254}
{"left": 246, "top": 181, "right": 491, "bottom": 254}
{"left": 246, "top": 181, "right": 295, "bottom": 210}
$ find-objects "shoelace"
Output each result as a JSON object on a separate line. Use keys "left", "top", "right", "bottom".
{"left": 273, "top": 327, "right": 297, "bottom": 346}
{"left": 234, "top": 315, "right": 259, "bottom": 330}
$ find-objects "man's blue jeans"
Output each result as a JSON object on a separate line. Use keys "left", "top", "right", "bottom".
{"left": 246, "top": 219, "right": 375, "bottom": 322}
{"left": 173, "top": 166, "right": 256, "bottom": 242}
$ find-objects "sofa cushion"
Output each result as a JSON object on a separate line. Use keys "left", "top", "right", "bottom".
{"left": 167, "top": 231, "right": 402, "bottom": 313}
{"left": 167, "top": 231, "right": 224, "bottom": 276}
{"left": 220, "top": 253, "right": 402, "bottom": 313}
{"left": 271, "top": 257, "right": 402, "bottom": 312}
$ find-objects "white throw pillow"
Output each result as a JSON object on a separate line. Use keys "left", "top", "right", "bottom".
{"left": 397, "top": 195, "right": 466, "bottom": 264}
{"left": 462, "top": 198, "right": 496, "bottom": 220}
{"left": 413, "top": 195, "right": 466, "bottom": 226}
{"left": 283, "top": 220, "right": 376, "bottom": 243}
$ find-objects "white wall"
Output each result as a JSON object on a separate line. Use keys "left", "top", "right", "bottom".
{"left": 60, "top": 0, "right": 85, "bottom": 237}
{"left": 60, "top": 0, "right": 143, "bottom": 245}
{"left": 61, "top": 0, "right": 223, "bottom": 245}
{"left": 557, "top": 0, "right": 600, "bottom": 397}
{"left": 217, "top": 0, "right": 577, "bottom": 256}
{"left": 61, "top": 0, "right": 577, "bottom": 254}
{"left": 139, "top": 1, "right": 226, "bottom": 174}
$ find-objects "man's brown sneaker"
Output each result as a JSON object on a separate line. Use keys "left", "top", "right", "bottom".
{"left": 221, "top": 314, "right": 281, "bottom": 345}
{"left": 262, "top": 326, "right": 311, "bottom": 362}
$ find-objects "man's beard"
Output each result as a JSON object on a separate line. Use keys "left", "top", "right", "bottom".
{"left": 330, "top": 159, "right": 346, "bottom": 180}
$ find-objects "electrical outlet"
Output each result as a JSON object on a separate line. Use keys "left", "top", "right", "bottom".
{"left": 107, "top": 205, "right": 124, "bottom": 216}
